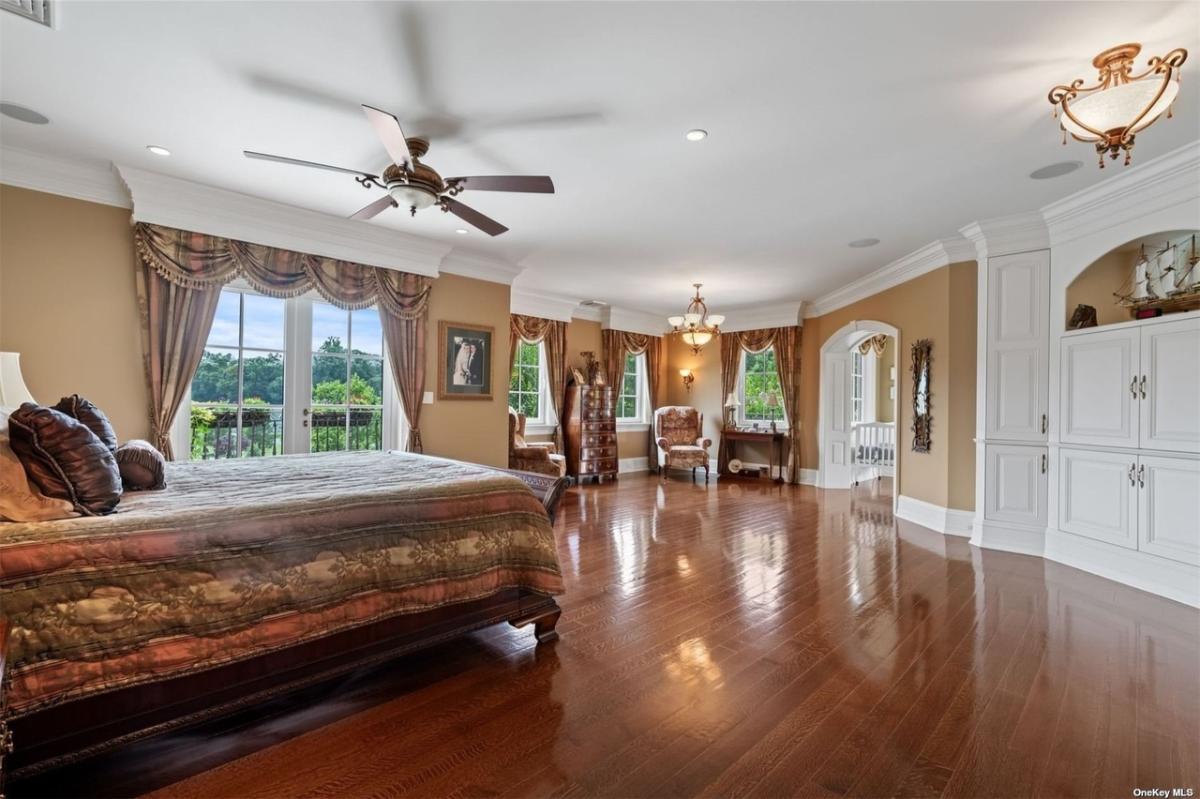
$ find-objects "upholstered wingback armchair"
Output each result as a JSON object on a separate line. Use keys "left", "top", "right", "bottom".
{"left": 508, "top": 408, "right": 566, "bottom": 478}
{"left": 655, "top": 406, "right": 711, "bottom": 482}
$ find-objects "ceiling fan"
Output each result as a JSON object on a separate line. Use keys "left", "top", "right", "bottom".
{"left": 244, "top": 104, "right": 554, "bottom": 236}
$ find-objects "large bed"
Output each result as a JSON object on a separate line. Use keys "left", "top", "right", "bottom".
{"left": 0, "top": 451, "right": 564, "bottom": 781}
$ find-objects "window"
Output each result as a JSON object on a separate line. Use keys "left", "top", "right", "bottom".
{"left": 740, "top": 347, "right": 785, "bottom": 426}
{"left": 851, "top": 351, "right": 865, "bottom": 424}
{"left": 310, "top": 302, "right": 385, "bottom": 453}
{"left": 186, "top": 287, "right": 398, "bottom": 460}
{"left": 191, "top": 290, "right": 286, "bottom": 459}
{"left": 617, "top": 352, "right": 645, "bottom": 421}
{"left": 509, "top": 340, "right": 548, "bottom": 424}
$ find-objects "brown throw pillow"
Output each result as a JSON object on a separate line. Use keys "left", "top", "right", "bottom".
{"left": 8, "top": 403, "right": 122, "bottom": 516}
{"left": 116, "top": 439, "right": 166, "bottom": 491}
{"left": 0, "top": 411, "right": 77, "bottom": 522}
{"left": 53, "top": 394, "right": 119, "bottom": 452}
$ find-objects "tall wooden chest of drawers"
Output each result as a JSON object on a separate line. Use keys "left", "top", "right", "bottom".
{"left": 564, "top": 383, "right": 618, "bottom": 483}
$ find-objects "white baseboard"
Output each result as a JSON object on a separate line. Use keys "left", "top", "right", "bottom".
{"left": 619, "top": 456, "right": 650, "bottom": 474}
{"left": 798, "top": 468, "right": 820, "bottom": 486}
{"left": 1044, "top": 528, "right": 1199, "bottom": 608}
{"left": 895, "top": 495, "right": 973, "bottom": 537}
{"left": 969, "top": 518, "right": 1046, "bottom": 557}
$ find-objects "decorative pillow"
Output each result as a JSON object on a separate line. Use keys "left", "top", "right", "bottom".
{"left": 53, "top": 394, "right": 119, "bottom": 452}
{"left": 7, "top": 403, "right": 123, "bottom": 516}
{"left": 116, "top": 439, "right": 167, "bottom": 490}
{"left": 0, "top": 410, "right": 77, "bottom": 522}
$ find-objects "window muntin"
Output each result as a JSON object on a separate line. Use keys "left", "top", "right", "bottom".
{"left": 190, "top": 289, "right": 286, "bottom": 459}
{"left": 310, "top": 302, "right": 385, "bottom": 452}
{"left": 617, "top": 352, "right": 644, "bottom": 420}
{"left": 740, "top": 347, "right": 785, "bottom": 425}
{"left": 851, "top": 350, "right": 865, "bottom": 424}
{"left": 508, "top": 340, "right": 545, "bottom": 423}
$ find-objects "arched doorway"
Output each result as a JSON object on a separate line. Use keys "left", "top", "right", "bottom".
{"left": 818, "top": 320, "right": 900, "bottom": 510}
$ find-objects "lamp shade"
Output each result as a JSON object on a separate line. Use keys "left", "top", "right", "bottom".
{"left": 1060, "top": 79, "right": 1179, "bottom": 141}
{"left": 0, "top": 352, "right": 36, "bottom": 407}
{"left": 763, "top": 392, "right": 780, "bottom": 407}
{"left": 724, "top": 391, "right": 741, "bottom": 408}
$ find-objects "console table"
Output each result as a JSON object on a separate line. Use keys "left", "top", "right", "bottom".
{"left": 720, "top": 429, "right": 785, "bottom": 483}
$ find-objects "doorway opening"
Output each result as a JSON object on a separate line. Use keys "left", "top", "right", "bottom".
{"left": 818, "top": 321, "right": 900, "bottom": 512}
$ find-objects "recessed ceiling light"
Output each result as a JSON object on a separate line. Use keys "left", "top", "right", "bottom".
{"left": 146, "top": 145, "right": 171, "bottom": 157}
{"left": 454, "top": 228, "right": 468, "bottom": 235}
{"left": 685, "top": 129, "right": 708, "bottom": 142}
{"left": 0, "top": 102, "right": 49, "bottom": 125}
{"left": 849, "top": 238, "right": 881, "bottom": 248}
{"left": 1029, "top": 160, "right": 1082, "bottom": 180}
{"left": 581, "top": 299, "right": 609, "bottom": 307}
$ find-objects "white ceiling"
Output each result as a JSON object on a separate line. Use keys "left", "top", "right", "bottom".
{"left": 2, "top": 1, "right": 1198, "bottom": 316}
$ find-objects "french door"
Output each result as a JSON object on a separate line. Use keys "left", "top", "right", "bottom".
{"left": 184, "top": 286, "right": 399, "bottom": 460}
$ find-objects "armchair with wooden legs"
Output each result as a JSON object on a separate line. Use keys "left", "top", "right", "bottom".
{"left": 654, "top": 406, "right": 711, "bottom": 482}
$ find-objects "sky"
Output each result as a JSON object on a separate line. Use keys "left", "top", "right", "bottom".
{"left": 206, "top": 292, "right": 383, "bottom": 355}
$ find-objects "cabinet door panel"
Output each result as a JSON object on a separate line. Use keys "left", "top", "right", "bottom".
{"left": 986, "top": 251, "right": 1049, "bottom": 441}
{"left": 1060, "top": 327, "right": 1139, "bottom": 448}
{"left": 1137, "top": 454, "right": 1200, "bottom": 565}
{"left": 1058, "top": 448, "right": 1137, "bottom": 549}
{"left": 1139, "top": 317, "right": 1200, "bottom": 454}
{"left": 985, "top": 444, "right": 1047, "bottom": 527}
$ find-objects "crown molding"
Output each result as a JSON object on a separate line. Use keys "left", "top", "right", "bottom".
{"left": 958, "top": 211, "right": 1050, "bottom": 261}
{"left": 602, "top": 305, "right": 668, "bottom": 336}
{"left": 116, "top": 164, "right": 452, "bottom": 277}
{"left": 0, "top": 146, "right": 130, "bottom": 208}
{"left": 572, "top": 304, "right": 605, "bottom": 322}
{"left": 804, "top": 238, "right": 974, "bottom": 318}
{"left": 510, "top": 287, "right": 580, "bottom": 322}
{"left": 439, "top": 250, "right": 524, "bottom": 286}
{"left": 1041, "top": 140, "right": 1200, "bottom": 249}
{"left": 721, "top": 301, "right": 805, "bottom": 331}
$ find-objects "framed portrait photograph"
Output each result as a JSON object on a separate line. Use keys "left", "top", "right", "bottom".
{"left": 438, "top": 321, "right": 494, "bottom": 400}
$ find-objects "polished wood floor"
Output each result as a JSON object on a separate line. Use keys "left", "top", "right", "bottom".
{"left": 14, "top": 475, "right": 1199, "bottom": 799}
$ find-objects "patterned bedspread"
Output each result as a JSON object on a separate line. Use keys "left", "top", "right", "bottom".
{"left": 0, "top": 451, "right": 563, "bottom": 717}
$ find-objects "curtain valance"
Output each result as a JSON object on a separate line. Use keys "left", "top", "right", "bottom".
{"left": 134, "top": 223, "right": 430, "bottom": 318}
{"left": 857, "top": 334, "right": 888, "bottom": 356}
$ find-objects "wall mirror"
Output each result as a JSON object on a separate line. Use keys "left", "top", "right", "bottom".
{"left": 911, "top": 339, "right": 932, "bottom": 453}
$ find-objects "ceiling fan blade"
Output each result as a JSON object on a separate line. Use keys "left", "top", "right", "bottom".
{"left": 442, "top": 197, "right": 509, "bottom": 237}
{"left": 362, "top": 104, "right": 414, "bottom": 168}
{"left": 244, "top": 151, "right": 377, "bottom": 179}
{"left": 349, "top": 195, "right": 398, "bottom": 221}
{"left": 445, "top": 176, "right": 555, "bottom": 194}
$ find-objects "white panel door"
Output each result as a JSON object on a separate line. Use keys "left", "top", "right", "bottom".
{"left": 822, "top": 352, "right": 853, "bottom": 488}
{"left": 986, "top": 250, "right": 1050, "bottom": 442}
{"left": 1139, "top": 316, "right": 1200, "bottom": 454}
{"left": 1058, "top": 448, "right": 1137, "bottom": 549}
{"left": 1137, "top": 454, "right": 1200, "bottom": 565}
{"left": 985, "top": 443, "right": 1048, "bottom": 527}
{"left": 1060, "top": 327, "right": 1139, "bottom": 448}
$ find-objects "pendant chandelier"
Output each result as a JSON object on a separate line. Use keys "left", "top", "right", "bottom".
{"left": 667, "top": 283, "right": 724, "bottom": 354}
{"left": 1048, "top": 43, "right": 1187, "bottom": 168}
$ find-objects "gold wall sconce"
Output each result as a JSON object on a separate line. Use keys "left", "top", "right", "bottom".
{"left": 679, "top": 368, "right": 695, "bottom": 392}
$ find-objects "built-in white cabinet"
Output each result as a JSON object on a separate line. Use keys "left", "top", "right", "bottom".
{"left": 1059, "top": 448, "right": 1199, "bottom": 566}
{"left": 984, "top": 443, "right": 1047, "bottom": 528}
{"left": 985, "top": 250, "right": 1050, "bottom": 442}
{"left": 1061, "top": 315, "right": 1200, "bottom": 454}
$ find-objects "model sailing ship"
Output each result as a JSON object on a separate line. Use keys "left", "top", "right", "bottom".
{"left": 1116, "top": 234, "right": 1200, "bottom": 317}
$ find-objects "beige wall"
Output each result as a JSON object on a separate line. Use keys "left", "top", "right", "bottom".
{"left": 0, "top": 186, "right": 516, "bottom": 467}
{"left": 1065, "top": 248, "right": 1133, "bottom": 328}
{"left": 798, "top": 261, "right": 977, "bottom": 509}
{"left": 0, "top": 186, "right": 151, "bottom": 441}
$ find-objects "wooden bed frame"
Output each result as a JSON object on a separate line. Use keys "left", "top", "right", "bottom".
{"left": 0, "top": 468, "right": 568, "bottom": 792}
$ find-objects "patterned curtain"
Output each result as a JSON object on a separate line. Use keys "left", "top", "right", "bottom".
{"left": 717, "top": 327, "right": 803, "bottom": 483}
{"left": 858, "top": 334, "right": 887, "bottom": 356}
{"left": 601, "top": 329, "right": 663, "bottom": 469}
{"left": 134, "top": 223, "right": 431, "bottom": 456}
{"left": 509, "top": 314, "right": 568, "bottom": 449}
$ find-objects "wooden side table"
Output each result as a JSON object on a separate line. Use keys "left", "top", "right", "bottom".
{"left": 720, "top": 429, "right": 785, "bottom": 483}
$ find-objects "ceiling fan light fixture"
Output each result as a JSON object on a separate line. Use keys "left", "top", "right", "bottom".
{"left": 388, "top": 182, "right": 438, "bottom": 210}
{"left": 1048, "top": 43, "right": 1187, "bottom": 167}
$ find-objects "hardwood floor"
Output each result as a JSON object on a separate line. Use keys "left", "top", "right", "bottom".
{"left": 13, "top": 474, "right": 1198, "bottom": 799}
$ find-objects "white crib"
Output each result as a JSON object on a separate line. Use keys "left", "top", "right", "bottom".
{"left": 852, "top": 422, "right": 896, "bottom": 485}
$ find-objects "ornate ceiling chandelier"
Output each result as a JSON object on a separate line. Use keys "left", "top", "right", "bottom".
{"left": 667, "top": 283, "right": 724, "bottom": 354}
{"left": 1048, "top": 43, "right": 1187, "bottom": 168}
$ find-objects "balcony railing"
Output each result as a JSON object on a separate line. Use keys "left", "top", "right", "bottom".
{"left": 190, "top": 406, "right": 382, "bottom": 460}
